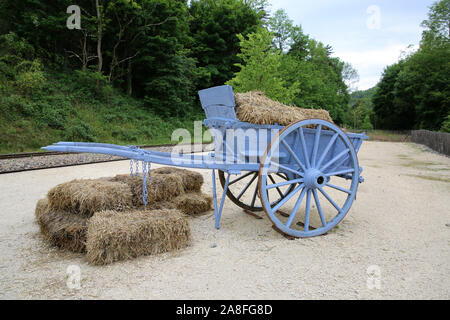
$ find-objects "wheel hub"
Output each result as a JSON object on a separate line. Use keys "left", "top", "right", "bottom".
{"left": 304, "top": 169, "right": 326, "bottom": 189}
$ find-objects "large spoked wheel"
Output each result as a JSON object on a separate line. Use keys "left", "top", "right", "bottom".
{"left": 258, "top": 119, "right": 360, "bottom": 238}
{"left": 218, "top": 170, "right": 296, "bottom": 212}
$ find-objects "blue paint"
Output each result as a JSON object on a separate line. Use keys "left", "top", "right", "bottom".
{"left": 42, "top": 85, "right": 368, "bottom": 238}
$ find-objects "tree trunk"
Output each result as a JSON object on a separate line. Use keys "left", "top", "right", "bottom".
{"left": 95, "top": 0, "right": 103, "bottom": 72}
{"left": 127, "top": 59, "right": 133, "bottom": 96}
{"left": 81, "top": 33, "right": 87, "bottom": 72}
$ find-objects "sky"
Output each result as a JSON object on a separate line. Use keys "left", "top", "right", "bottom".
{"left": 267, "top": 0, "right": 437, "bottom": 90}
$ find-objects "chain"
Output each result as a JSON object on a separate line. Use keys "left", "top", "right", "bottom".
{"left": 129, "top": 159, "right": 140, "bottom": 177}
{"left": 129, "top": 159, "right": 134, "bottom": 176}
{"left": 142, "top": 161, "right": 151, "bottom": 206}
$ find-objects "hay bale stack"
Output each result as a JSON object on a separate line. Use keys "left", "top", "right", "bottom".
{"left": 86, "top": 209, "right": 190, "bottom": 265}
{"left": 47, "top": 179, "right": 133, "bottom": 217}
{"left": 36, "top": 168, "right": 212, "bottom": 264}
{"left": 35, "top": 198, "right": 88, "bottom": 253}
{"left": 152, "top": 167, "right": 203, "bottom": 192}
{"left": 234, "top": 91, "right": 334, "bottom": 126}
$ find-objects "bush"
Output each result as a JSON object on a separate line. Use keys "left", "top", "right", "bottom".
{"left": 441, "top": 114, "right": 450, "bottom": 133}
{"left": 0, "top": 94, "right": 34, "bottom": 118}
{"left": 39, "top": 103, "right": 66, "bottom": 129}
{"left": 70, "top": 70, "right": 114, "bottom": 102}
{"left": 361, "top": 115, "right": 374, "bottom": 131}
{"left": 64, "top": 120, "right": 96, "bottom": 142}
{"left": 15, "top": 68, "right": 46, "bottom": 96}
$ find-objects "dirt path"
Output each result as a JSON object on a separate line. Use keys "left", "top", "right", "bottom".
{"left": 0, "top": 141, "right": 449, "bottom": 299}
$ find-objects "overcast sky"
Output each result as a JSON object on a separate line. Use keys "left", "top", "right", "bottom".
{"left": 267, "top": 0, "right": 436, "bottom": 90}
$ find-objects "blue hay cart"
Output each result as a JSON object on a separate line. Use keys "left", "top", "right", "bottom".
{"left": 43, "top": 85, "right": 368, "bottom": 238}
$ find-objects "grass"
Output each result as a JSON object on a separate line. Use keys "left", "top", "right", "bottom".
{"left": 350, "top": 129, "right": 411, "bottom": 142}
{"left": 0, "top": 71, "right": 210, "bottom": 154}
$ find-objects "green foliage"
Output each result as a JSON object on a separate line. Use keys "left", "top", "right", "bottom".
{"left": 361, "top": 115, "right": 374, "bottom": 131}
{"left": 64, "top": 119, "right": 96, "bottom": 142}
{"left": 421, "top": 0, "right": 450, "bottom": 45}
{"left": 227, "top": 28, "right": 299, "bottom": 104}
{"left": 269, "top": 9, "right": 295, "bottom": 51}
{"left": 69, "top": 70, "right": 114, "bottom": 102}
{"left": 189, "top": 0, "right": 261, "bottom": 89}
{"left": 0, "top": 0, "right": 363, "bottom": 152}
{"left": 441, "top": 114, "right": 450, "bottom": 132}
{"left": 14, "top": 60, "right": 46, "bottom": 96}
{"left": 373, "top": 0, "right": 449, "bottom": 131}
{"left": 349, "top": 95, "right": 374, "bottom": 130}
{"left": 281, "top": 38, "right": 353, "bottom": 125}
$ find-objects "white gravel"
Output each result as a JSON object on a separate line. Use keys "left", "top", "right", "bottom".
{"left": 0, "top": 141, "right": 449, "bottom": 299}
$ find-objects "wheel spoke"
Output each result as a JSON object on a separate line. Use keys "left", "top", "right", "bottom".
{"left": 304, "top": 190, "right": 312, "bottom": 231}
{"left": 275, "top": 173, "right": 290, "bottom": 180}
{"left": 266, "top": 161, "right": 304, "bottom": 177}
{"left": 281, "top": 139, "right": 306, "bottom": 173}
{"left": 311, "top": 124, "right": 322, "bottom": 167}
{"left": 312, "top": 189, "right": 327, "bottom": 227}
{"left": 272, "top": 183, "right": 304, "bottom": 213}
{"left": 285, "top": 187, "right": 306, "bottom": 227}
{"left": 326, "top": 183, "right": 352, "bottom": 194}
{"left": 268, "top": 174, "right": 284, "bottom": 198}
{"left": 327, "top": 154, "right": 350, "bottom": 174}
{"left": 316, "top": 133, "right": 338, "bottom": 169}
{"left": 318, "top": 187, "right": 342, "bottom": 213}
{"left": 324, "top": 168, "right": 355, "bottom": 177}
{"left": 228, "top": 171, "right": 254, "bottom": 186}
{"left": 250, "top": 183, "right": 258, "bottom": 207}
{"left": 298, "top": 127, "right": 311, "bottom": 169}
{"left": 236, "top": 173, "right": 258, "bottom": 200}
{"left": 270, "top": 187, "right": 292, "bottom": 207}
{"left": 320, "top": 149, "right": 349, "bottom": 172}
{"left": 266, "top": 178, "right": 304, "bottom": 190}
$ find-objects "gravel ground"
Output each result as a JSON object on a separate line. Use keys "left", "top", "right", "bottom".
{"left": 0, "top": 144, "right": 212, "bottom": 173}
{"left": 0, "top": 141, "right": 449, "bottom": 299}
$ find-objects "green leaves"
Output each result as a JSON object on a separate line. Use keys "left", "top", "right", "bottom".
{"left": 227, "top": 28, "right": 299, "bottom": 104}
{"left": 373, "top": 0, "right": 449, "bottom": 131}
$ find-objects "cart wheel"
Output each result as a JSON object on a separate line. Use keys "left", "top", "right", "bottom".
{"left": 258, "top": 119, "right": 360, "bottom": 238}
{"left": 218, "top": 170, "right": 296, "bottom": 212}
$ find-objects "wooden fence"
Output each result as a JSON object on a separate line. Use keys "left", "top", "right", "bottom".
{"left": 411, "top": 130, "right": 450, "bottom": 156}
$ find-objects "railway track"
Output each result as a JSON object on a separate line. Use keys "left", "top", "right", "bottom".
{"left": 0, "top": 142, "right": 211, "bottom": 174}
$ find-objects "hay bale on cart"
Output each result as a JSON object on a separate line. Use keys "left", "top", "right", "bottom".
{"left": 234, "top": 91, "right": 334, "bottom": 126}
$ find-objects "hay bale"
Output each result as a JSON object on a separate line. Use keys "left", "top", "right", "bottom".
{"left": 172, "top": 192, "right": 213, "bottom": 216}
{"left": 147, "top": 192, "right": 213, "bottom": 216}
{"left": 234, "top": 91, "right": 334, "bottom": 126}
{"left": 47, "top": 179, "right": 133, "bottom": 217}
{"left": 110, "top": 173, "right": 185, "bottom": 206}
{"left": 86, "top": 209, "right": 190, "bottom": 265}
{"left": 35, "top": 198, "right": 88, "bottom": 253}
{"left": 152, "top": 167, "right": 204, "bottom": 192}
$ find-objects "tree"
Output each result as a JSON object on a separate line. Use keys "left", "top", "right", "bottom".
{"left": 189, "top": 0, "right": 260, "bottom": 89}
{"left": 372, "top": 0, "right": 449, "bottom": 130}
{"left": 281, "top": 37, "right": 352, "bottom": 125}
{"left": 227, "top": 28, "right": 299, "bottom": 104}
{"left": 132, "top": 0, "right": 196, "bottom": 117}
{"left": 269, "top": 9, "right": 294, "bottom": 52}
{"left": 421, "top": 0, "right": 449, "bottom": 45}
